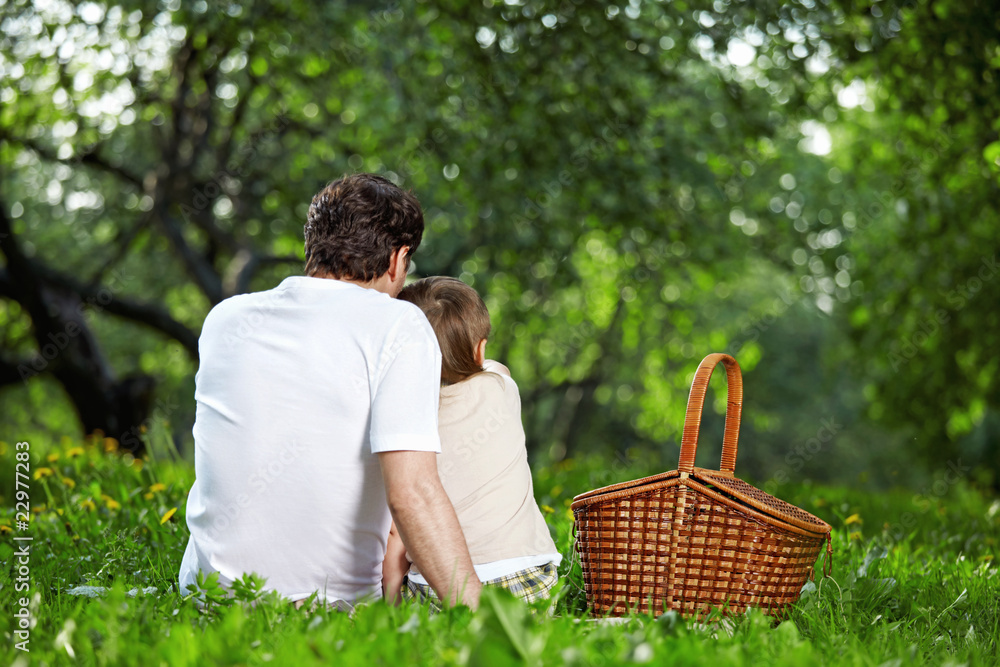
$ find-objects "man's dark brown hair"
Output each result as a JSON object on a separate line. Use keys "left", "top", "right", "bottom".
{"left": 304, "top": 173, "right": 423, "bottom": 281}
{"left": 398, "top": 277, "right": 491, "bottom": 385}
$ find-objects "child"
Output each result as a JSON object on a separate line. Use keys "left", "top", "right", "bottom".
{"left": 382, "top": 276, "right": 561, "bottom": 607}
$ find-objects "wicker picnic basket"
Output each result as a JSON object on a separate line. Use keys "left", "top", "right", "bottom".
{"left": 571, "top": 352, "right": 832, "bottom": 619}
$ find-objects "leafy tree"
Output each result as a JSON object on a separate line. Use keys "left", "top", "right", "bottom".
{"left": 3, "top": 0, "right": 994, "bottom": 487}
{"left": 799, "top": 0, "right": 1000, "bottom": 479}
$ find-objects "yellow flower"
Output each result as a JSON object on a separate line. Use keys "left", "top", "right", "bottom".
{"left": 131, "top": 458, "right": 144, "bottom": 471}
{"left": 143, "top": 492, "right": 154, "bottom": 500}
{"left": 66, "top": 447, "right": 85, "bottom": 458}
{"left": 103, "top": 437, "right": 119, "bottom": 453}
{"left": 33, "top": 467, "right": 54, "bottom": 479}
{"left": 160, "top": 507, "right": 178, "bottom": 524}
{"left": 101, "top": 494, "right": 121, "bottom": 511}
{"left": 149, "top": 483, "right": 167, "bottom": 493}
{"left": 541, "top": 504, "right": 555, "bottom": 514}
{"left": 47, "top": 453, "right": 61, "bottom": 463}
{"left": 0, "top": 525, "right": 11, "bottom": 534}
{"left": 80, "top": 498, "right": 96, "bottom": 512}
{"left": 849, "top": 531, "right": 863, "bottom": 541}
{"left": 61, "top": 477, "right": 76, "bottom": 489}
{"left": 845, "top": 513, "right": 862, "bottom": 525}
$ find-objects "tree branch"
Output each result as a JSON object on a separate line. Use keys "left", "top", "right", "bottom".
{"left": 0, "top": 354, "right": 44, "bottom": 389}
{"left": 0, "top": 131, "right": 143, "bottom": 189}
{"left": 26, "top": 263, "right": 200, "bottom": 359}
{"left": 224, "top": 251, "right": 302, "bottom": 296}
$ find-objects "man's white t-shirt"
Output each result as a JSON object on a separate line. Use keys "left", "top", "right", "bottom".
{"left": 178, "top": 276, "right": 442, "bottom": 604}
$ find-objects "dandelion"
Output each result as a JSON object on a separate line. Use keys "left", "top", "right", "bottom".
{"left": 103, "top": 437, "right": 119, "bottom": 453}
{"left": 33, "top": 467, "right": 55, "bottom": 480}
{"left": 144, "top": 482, "right": 166, "bottom": 500}
{"left": 61, "top": 477, "right": 76, "bottom": 489}
{"left": 81, "top": 498, "right": 96, "bottom": 512}
{"left": 845, "top": 513, "right": 862, "bottom": 525}
{"left": 66, "top": 447, "right": 85, "bottom": 458}
{"left": 47, "top": 453, "right": 61, "bottom": 463}
{"left": 541, "top": 504, "right": 555, "bottom": 514}
{"left": 0, "top": 524, "right": 11, "bottom": 534}
{"left": 160, "top": 507, "right": 178, "bottom": 524}
{"left": 101, "top": 494, "right": 121, "bottom": 511}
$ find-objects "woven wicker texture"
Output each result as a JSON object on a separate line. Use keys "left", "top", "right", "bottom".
{"left": 572, "top": 353, "right": 832, "bottom": 619}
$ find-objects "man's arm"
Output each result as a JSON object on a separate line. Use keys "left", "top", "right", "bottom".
{"left": 378, "top": 450, "right": 481, "bottom": 609}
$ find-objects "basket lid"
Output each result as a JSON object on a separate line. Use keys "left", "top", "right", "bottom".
{"left": 570, "top": 469, "right": 680, "bottom": 506}
{"left": 693, "top": 470, "right": 831, "bottom": 534}
{"left": 571, "top": 467, "right": 829, "bottom": 535}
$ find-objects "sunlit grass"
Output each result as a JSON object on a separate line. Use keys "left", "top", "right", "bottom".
{"left": 0, "top": 438, "right": 998, "bottom": 665}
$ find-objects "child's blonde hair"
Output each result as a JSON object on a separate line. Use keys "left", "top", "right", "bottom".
{"left": 398, "top": 277, "right": 490, "bottom": 385}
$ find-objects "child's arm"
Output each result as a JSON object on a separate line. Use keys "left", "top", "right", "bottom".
{"left": 382, "top": 521, "right": 410, "bottom": 605}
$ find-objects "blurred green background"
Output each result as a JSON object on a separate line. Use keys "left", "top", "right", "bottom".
{"left": 1, "top": 0, "right": 998, "bottom": 494}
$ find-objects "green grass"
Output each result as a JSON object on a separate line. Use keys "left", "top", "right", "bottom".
{"left": 1, "top": 436, "right": 998, "bottom": 666}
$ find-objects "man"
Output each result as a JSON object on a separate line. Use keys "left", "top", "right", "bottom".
{"left": 179, "top": 173, "right": 481, "bottom": 609}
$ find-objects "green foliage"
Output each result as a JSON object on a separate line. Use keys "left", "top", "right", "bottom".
{"left": 1, "top": 1, "right": 998, "bottom": 480}
{"left": 794, "top": 0, "right": 1000, "bottom": 472}
{"left": 1, "top": 437, "right": 999, "bottom": 665}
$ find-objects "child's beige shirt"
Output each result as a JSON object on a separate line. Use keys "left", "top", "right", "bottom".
{"left": 409, "top": 370, "right": 560, "bottom": 580}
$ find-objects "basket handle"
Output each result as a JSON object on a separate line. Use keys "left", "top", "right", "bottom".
{"left": 679, "top": 353, "right": 743, "bottom": 475}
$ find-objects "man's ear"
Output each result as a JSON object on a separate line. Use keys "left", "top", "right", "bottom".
{"left": 389, "top": 246, "right": 409, "bottom": 281}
